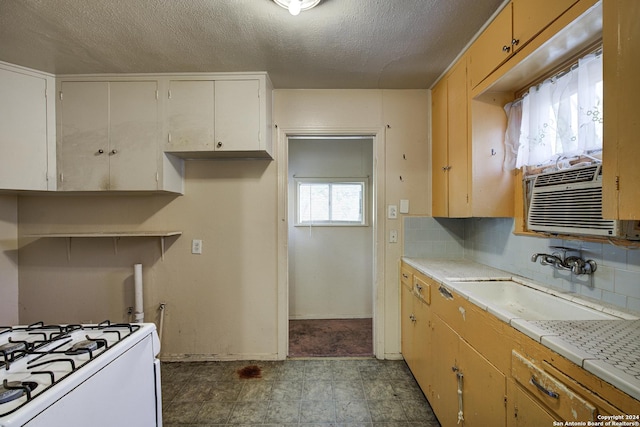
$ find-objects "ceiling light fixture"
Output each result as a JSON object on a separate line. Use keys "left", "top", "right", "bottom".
{"left": 273, "top": 0, "right": 321, "bottom": 16}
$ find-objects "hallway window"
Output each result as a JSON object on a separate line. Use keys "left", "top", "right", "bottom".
{"left": 295, "top": 179, "right": 367, "bottom": 226}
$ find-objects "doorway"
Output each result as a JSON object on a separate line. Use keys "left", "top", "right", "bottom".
{"left": 286, "top": 136, "right": 374, "bottom": 357}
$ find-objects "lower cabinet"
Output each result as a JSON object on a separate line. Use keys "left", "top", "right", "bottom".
{"left": 400, "top": 261, "right": 637, "bottom": 427}
{"left": 400, "top": 272, "right": 432, "bottom": 392}
{"left": 507, "top": 379, "right": 556, "bottom": 427}
{"left": 430, "top": 314, "right": 506, "bottom": 427}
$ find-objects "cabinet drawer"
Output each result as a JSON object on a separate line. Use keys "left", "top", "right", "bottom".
{"left": 401, "top": 267, "right": 413, "bottom": 288}
{"left": 512, "top": 351, "right": 596, "bottom": 422}
{"left": 413, "top": 274, "right": 432, "bottom": 305}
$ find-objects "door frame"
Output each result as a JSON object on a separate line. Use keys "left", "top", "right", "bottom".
{"left": 276, "top": 126, "right": 386, "bottom": 359}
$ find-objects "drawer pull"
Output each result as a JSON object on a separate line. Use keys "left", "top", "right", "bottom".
{"left": 402, "top": 273, "right": 409, "bottom": 279}
{"left": 530, "top": 375, "right": 559, "bottom": 399}
{"left": 415, "top": 284, "right": 423, "bottom": 291}
{"left": 439, "top": 285, "right": 453, "bottom": 300}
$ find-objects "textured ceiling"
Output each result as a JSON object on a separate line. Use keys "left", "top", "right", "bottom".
{"left": 0, "top": 0, "right": 504, "bottom": 89}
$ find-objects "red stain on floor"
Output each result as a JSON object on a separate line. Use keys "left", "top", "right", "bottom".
{"left": 237, "top": 365, "right": 262, "bottom": 379}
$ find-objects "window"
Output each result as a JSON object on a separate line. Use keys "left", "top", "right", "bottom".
{"left": 295, "top": 178, "right": 367, "bottom": 226}
{"left": 504, "top": 50, "right": 603, "bottom": 170}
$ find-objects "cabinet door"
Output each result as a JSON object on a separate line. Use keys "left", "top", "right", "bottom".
{"left": 0, "top": 67, "right": 49, "bottom": 190}
{"left": 469, "top": 3, "right": 513, "bottom": 88}
{"left": 447, "top": 60, "right": 470, "bottom": 217}
{"left": 603, "top": 0, "right": 640, "bottom": 220}
{"left": 214, "top": 80, "right": 260, "bottom": 152}
{"left": 109, "top": 81, "right": 159, "bottom": 191}
{"left": 429, "top": 315, "right": 460, "bottom": 427}
{"left": 166, "top": 80, "right": 215, "bottom": 151}
{"left": 412, "top": 298, "right": 432, "bottom": 392}
{"left": 431, "top": 79, "right": 448, "bottom": 217}
{"left": 401, "top": 284, "right": 417, "bottom": 372}
{"left": 512, "top": 0, "right": 578, "bottom": 52}
{"left": 459, "top": 339, "right": 506, "bottom": 427}
{"left": 507, "top": 380, "right": 556, "bottom": 427}
{"left": 58, "top": 81, "right": 109, "bottom": 191}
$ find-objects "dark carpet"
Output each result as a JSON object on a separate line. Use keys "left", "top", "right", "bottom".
{"left": 289, "top": 318, "right": 373, "bottom": 357}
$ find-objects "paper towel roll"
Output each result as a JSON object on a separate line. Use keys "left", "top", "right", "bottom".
{"left": 134, "top": 263, "right": 144, "bottom": 323}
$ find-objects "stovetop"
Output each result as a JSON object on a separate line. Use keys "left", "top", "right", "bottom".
{"left": 0, "top": 321, "right": 144, "bottom": 418}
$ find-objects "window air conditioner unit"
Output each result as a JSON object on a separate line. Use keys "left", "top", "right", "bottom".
{"left": 527, "top": 164, "right": 640, "bottom": 240}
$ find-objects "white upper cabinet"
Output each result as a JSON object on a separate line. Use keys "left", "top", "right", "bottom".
{"left": 165, "top": 74, "right": 272, "bottom": 159}
{"left": 214, "top": 80, "right": 261, "bottom": 153}
{"left": 57, "top": 80, "right": 163, "bottom": 191}
{"left": 0, "top": 63, "right": 55, "bottom": 191}
{"left": 167, "top": 80, "right": 215, "bottom": 151}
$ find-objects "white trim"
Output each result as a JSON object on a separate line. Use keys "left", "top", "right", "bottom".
{"left": 276, "top": 126, "right": 386, "bottom": 360}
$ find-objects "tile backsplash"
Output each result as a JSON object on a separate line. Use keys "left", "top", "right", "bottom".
{"left": 403, "top": 216, "right": 640, "bottom": 314}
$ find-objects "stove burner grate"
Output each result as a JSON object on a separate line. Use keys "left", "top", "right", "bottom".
{"left": 0, "top": 341, "right": 27, "bottom": 356}
{"left": 0, "top": 380, "right": 37, "bottom": 404}
{"left": 66, "top": 337, "right": 107, "bottom": 356}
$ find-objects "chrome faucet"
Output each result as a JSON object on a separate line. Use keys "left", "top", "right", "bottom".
{"left": 531, "top": 247, "right": 597, "bottom": 275}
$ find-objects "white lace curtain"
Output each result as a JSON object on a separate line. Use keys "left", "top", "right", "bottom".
{"left": 504, "top": 51, "right": 603, "bottom": 169}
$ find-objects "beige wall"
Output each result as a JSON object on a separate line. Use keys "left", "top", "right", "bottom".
{"left": 18, "top": 160, "right": 278, "bottom": 360}
{"left": 17, "top": 88, "right": 429, "bottom": 360}
{"left": 0, "top": 195, "right": 18, "bottom": 324}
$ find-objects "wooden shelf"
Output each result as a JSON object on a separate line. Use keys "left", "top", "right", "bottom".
{"left": 23, "top": 231, "right": 182, "bottom": 260}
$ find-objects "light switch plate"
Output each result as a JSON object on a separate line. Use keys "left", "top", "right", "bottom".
{"left": 400, "top": 199, "right": 409, "bottom": 214}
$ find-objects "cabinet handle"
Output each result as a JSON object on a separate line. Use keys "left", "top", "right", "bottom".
{"left": 502, "top": 45, "right": 511, "bottom": 53}
{"left": 530, "top": 376, "right": 559, "bottom": 399}
{"left": 216, "top": 141, "right": 223, "bottom": 149}
{"left": 442, "top": 166, "right": 452, "bottom": 171}
{"left": 409, "top": 314, "right": 416, "bottom": 322}
{"left": 415, "top": 284, "right": 423, "bottom": 292}
{"left": 511, "top": 38, "right": 520, "bottom": 46}
{"left": 438, "top": 285, "right": 453, "bottom": 300}
{"left": 98, "top": 149, "right": 104, "bottom": 154}
{"left": 110, "top": 149, "right": 118, "bottom": 155}
{"left": 402, "top": 273, "right": 409, "bottom": 279}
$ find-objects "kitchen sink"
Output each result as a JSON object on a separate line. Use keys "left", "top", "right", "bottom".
{"left": 449, "top": 280, "right": 618, "bottom": 322}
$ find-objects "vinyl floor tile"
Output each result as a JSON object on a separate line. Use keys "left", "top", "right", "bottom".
{"left": 161, "top": 359, "right": 440, "bottom": 427}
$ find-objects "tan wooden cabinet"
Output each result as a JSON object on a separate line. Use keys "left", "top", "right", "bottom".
{"left": 57, "top": 80, "right": 162, "bottom": 191}
{"left": 431, "top": 58, "right": 470, "bottom": 217}
{"left": 507, "top": 379, "right": 556, "bottom": 427}
{"left": 400, "top": 261, "right": 640, "bottom": 426}
{"left": 165, "top": 76, "right": 272, "bottom": 159}
{"left": 469, "top": 4, "right": 514, "bottom": 90}
{"left": 400, "top": 267, "right": 432, "bottom": 392}
{"left": 432, "top": 57, "right": 513, "bottom": 218}
{"left": 603, "top": 0, "right": 640, "bottom": 220}
{"left": 429, "top": 308, "right": 506, "bottom": 427}
{"left": 431, "top": 78, "right": 448, "bottom": 217}
{"left": 469, "top": 0, "right": 578, "bottom": 88}
{"left": 512, "top": 0, "right": 579, "bottom": 53}
{"left": 0, "top": 64, "right": 53, "bottom": 191}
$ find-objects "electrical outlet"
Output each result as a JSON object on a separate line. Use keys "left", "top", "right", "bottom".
{"left": 388, "top": 204, "right": 398, "bottom": 219}
{"left": 191, "top": 239, "right": 203, "bottom": 254}
{"left": 389, "top": 230, "right": 398, "bottom": 243}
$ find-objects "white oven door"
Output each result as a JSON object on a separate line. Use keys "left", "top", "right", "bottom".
{"left": 23, "top": 335, "right": 160, "bottom": 427}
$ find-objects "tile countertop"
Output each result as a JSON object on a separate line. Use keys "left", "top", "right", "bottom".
{"left": 402, "top": 257, "right": 640, "bottom": 402}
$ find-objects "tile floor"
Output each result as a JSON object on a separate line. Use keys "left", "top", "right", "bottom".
{"left": 162, "top": 358, "right": 441, "bottom": 426}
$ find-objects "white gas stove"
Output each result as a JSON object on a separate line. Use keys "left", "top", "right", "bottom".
{"left": 0, "top": 321, "right": 162, "bottom": 427}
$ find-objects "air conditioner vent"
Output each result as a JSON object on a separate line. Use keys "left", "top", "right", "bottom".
{"left": 527, "top": 164, "right": 640, "bottom": 239}
{"left": 527, "top": 164, "right": 617, "bottom": 237}
{"left": 533, "top": 164, "right": 599, "bottom": 188}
